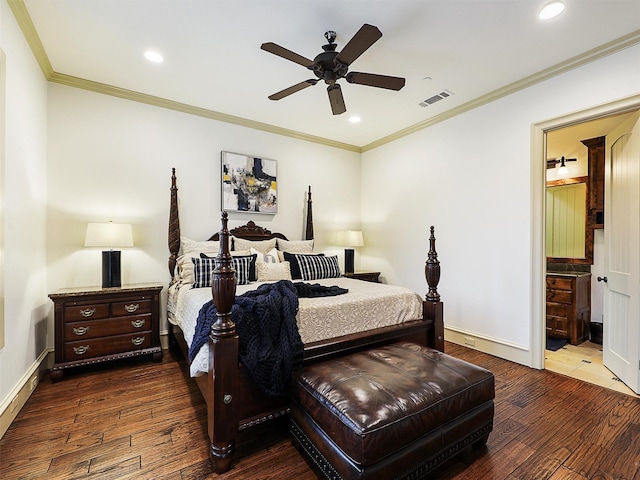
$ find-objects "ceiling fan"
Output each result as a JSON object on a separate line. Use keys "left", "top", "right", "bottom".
{"left": 261, "top": 24, "right": 405, "bottom": 115}
{"left": 546, "top": 156, "right": 577, "bottom": 171}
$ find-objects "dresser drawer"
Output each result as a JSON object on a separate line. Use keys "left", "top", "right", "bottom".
{"left": 546, "top": 315, "right": 569, "bottom": 337}
{"left": 64, "top": 303, "right": 110, "bottom": 322}
{"left": 546, "top": 303, "right": 569, "bottom": 318}
{"left": 112, "top": 298, "right": 152, "bottom": 317}
{"left": 65, "top": 314, "right": 152, "bottom": 340}
{"left": 546, "top": 289, "right": 573, "bottom": 304}
{"left": 546, "top": 276, "right": 574, "bottom": 290}
{"left": 65, "top": 332, "right": 152, "bottom": 360}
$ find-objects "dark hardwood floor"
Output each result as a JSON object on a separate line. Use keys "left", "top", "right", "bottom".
{"left": 1, "top": 342, "right": 639, "bottom": 479}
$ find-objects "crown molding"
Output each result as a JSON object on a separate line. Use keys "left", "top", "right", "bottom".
{"left": 9, "top": 0, "right": 640, "bottom": 154}
{"left": 48, "top": 71, "right": 361, "bottom": 152}
{"left": 8, "top": 0, "right": 360, "bottom": 153}
{"left": 363, "top": 28, "right": 640, "bottom": 152}
{"left": 8, "top": 0, "right": 53, "bottom": 78}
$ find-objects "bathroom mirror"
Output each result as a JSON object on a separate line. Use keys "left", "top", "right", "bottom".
{"left": 546, "top": 176, "right": 593, "bottom": 264}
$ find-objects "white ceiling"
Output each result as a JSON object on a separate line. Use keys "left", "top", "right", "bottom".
{"left": 18, "top": 0, "right": 640, "bottom": 149}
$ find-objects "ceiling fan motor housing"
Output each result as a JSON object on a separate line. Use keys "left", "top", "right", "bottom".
{"left": 313, "top": 43, "right": 347, "bottom": 82}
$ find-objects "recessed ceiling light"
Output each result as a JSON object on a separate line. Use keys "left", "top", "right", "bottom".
{"left": 349, "top": 116, "right": 361, "bottom": 124}
{"left": 539, "top": 1, "right": 565, "bottom": 20}
{"left": 144, "top": 50, "right": 164, "bottom": 63}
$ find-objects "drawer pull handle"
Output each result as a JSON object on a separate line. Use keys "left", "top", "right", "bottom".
{"left": 73, "top": 345, "right": 90, "bottom": 355}
{"left": 131, "top": 319, "right": 146, "bottom": 328}
{"left": 125, "top": 304, "right": 140, "bottom": 313}
{"left": 80, "top": 308, "right": 96, "bottom": 317}
{"left": 132, "top": 336, "right": 145, "bottom": 346}
{"left": 73, "top": 326, "right": 90, "bottom": 336}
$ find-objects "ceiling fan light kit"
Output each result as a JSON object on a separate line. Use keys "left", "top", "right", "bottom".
{"left": 261, "top": 24, "right": 405, "bottom": 115}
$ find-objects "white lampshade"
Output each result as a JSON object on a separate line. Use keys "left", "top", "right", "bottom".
{"left": 341, "top": 230, "right": 364, "bottom": 248}
{"left": 84, "top": 222, "right": 133, "bottom": 249}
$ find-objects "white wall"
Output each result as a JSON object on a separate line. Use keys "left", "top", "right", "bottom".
{"left": 0, "top": 0, "right": 49, "bottom": 424}
{"left": 46, "top": 84, "right": 362, "bottom": 336}
{"left": 361, "top": 43, "right": 640, "bottom": 366}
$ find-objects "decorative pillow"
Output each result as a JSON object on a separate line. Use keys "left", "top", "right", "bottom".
{"left": 200, "top": 252, "right": 257, "bottom": 282}
{"left": 250, "top": 247, "right": 280, "bottom": 264}
{"left": 297, "top": 254, "right": 341, "bottom": 281}
{"left": 276, "top": 238, "right": 314, "bottom": 253}
{"left": 191, "top": 256, "right": 252, "bottom": 288}
{"left": 232, "top": 237, "right": 277, "bottom": 255}
{"left": 283, "top": 252, "right": 325, "bottom": 280}
{"left": 257, "top": 261, "right": 292, "bottom": 282}
{"left": 175, "top": 253, "right": 199, "bottom": 284}
{"left": 180, "top": 236, "right": 220, "bottom": 255}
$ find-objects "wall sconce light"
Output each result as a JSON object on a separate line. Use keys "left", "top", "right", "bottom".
{"left": 338, "top": 230, "right": 364, "bottom": 275}
{"left": 557, "top": 157, "right": 569, "bottom": 175}
{"left": 84, "top": 221, "right": 133, "bottom": 288}
{"left": 546, "top": 155, "right": 577, "bottom": 176}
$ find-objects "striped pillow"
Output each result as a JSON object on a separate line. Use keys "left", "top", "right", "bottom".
{"left": 296, "top": 254, "right": 341, "bottom": 281}
{"left": 283, "top": 252, "right": 324, "bottom": 279}
{"left": 191, "top": 256, "right": 252, "bottom": 287}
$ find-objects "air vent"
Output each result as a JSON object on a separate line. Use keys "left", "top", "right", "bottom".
{"left": 419, "top": 90, "right": 453, "bottom": 107}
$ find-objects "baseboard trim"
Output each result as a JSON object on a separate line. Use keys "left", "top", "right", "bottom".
{"left": 0, "top": 348, "right": 52, "bottom": 440}
{"left": 445, "top": 326, "right": 534, "bottom": 367}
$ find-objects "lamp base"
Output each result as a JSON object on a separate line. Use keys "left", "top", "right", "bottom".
{"left": 102, "top": 250, "right": 121, "bottom": 288}
{"left": 344, "top": 248, "right": 355, "bottom": 275}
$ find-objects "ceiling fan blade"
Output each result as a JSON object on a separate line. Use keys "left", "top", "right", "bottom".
{"left": 346, "top": 72, "right": 405, "bottom": 90}
{"left": 327, "top": 84, "right": 346, "bottom": 115}
{"left": 268, "top": 79, "right": 318, "bottom": 100}
{"left": 334, "top": 24, "right": 382, "bottom": 66}
{"left": 261, "top": 42, "right": 315, "bottom": 68}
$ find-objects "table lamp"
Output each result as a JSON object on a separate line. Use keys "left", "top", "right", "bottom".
{"left": 85, "top": 222, "right": 133, "bottom": 288}
{"left": 340, "top": 230, "right": 364, "bottom": 275}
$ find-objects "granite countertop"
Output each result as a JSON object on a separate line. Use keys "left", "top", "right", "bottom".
{"left": 547, "top": 271, "right": 591, "bottom": 277}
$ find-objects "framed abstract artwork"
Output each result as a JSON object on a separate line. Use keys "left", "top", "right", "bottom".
{"left": 221, "top": 151, "right": 277, "bottom": 214}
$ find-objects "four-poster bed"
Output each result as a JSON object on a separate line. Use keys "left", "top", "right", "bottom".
{"left": 166, "top": 169, "right": 445, "bottom": 473}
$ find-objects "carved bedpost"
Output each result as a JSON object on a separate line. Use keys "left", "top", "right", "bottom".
{"left": 305, "top": 186, "right": 314, "bottom": 240}
{"left": 212, "top": 211, "right": 237, "bottom": 336}
{"left": 424, "top": 226, "right": 444, "bottom": 352}
{"left": 425, "top": 226, "right": 440, "bottom": 302}
{"left": 168, "top": 168, "right": 180, "bottom": 277}
{"left": 208, "top": 211, "right": 239, "bottom": 473}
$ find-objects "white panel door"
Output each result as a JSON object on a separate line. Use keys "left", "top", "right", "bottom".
{"left": 603, "top": 113, "right": 640, "bottom": 394}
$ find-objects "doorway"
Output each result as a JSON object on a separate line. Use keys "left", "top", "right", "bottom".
{"left": 538, "top": 106, "right": 640, "bottom": 397}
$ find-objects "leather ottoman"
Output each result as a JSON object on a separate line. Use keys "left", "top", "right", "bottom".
{"left": 290, "top": 342, "right": 495, "bottom": 479}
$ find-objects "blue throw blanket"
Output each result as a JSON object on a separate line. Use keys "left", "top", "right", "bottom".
{"left": 189, "top": 280, "right": 347, "bottom": 397}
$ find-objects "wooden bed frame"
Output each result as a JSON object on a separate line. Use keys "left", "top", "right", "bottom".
{"left": 166, "top": 169, "right": 445, "bottom": 473}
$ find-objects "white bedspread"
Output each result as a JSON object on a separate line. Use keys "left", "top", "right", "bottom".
{"left": 168, "top": 278, "right": 423, "bottom": 377}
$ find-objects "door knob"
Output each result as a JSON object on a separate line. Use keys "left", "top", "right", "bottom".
{"left": 597, "top": 276, "right": 608, "bottom": 283}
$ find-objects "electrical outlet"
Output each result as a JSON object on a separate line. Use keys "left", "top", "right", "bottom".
{"left": 464, "top": 336, "right": 475, "bottom": 346}
{"left": 30, "top": 375, "right": 38, "bottom": 391}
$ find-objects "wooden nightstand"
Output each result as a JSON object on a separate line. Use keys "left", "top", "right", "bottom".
{"left": 344, "top": 271, "right": 381, "bottom": 283}
{"left": 49, "top": 283, "right": 163, "bottom": 381}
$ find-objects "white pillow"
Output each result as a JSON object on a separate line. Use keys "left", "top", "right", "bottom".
{"left": 257, "top": 261, "right": 292, "bottom": 282}
{"left": 277, "top": 238, "right": 314, "bottom": 253}
{"left": 180, "top": 236, "right": 220, "bottom": 255}
{"left": 232, "top": 237, "right": 277, "bottom": 255}
{"left": 175, "top": 253, "right": 199, "bottom": 284}
{"left": 250, "top": 247, "right": 280, "bottom": 264}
